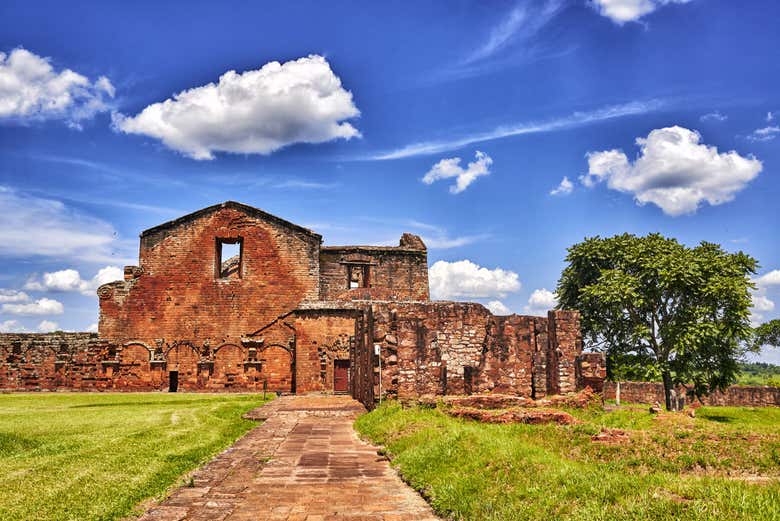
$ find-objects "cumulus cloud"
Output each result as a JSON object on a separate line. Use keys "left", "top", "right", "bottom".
{"left": 581, "top": 126, "right": 762, "bottom": 216}
{"left": 751, "top": 270, "right": 780, "bottom": 324}
{"left": 700, "top": 111, "right": 727, "bottom": 122}
{"left": 0, "top": 48, "right": 114, "bottom": 128}
{"left": 112, "top": 55, "right": 360, "bottom": 160}
{"left": 0, "top": 319, "right": 27, "bottom": 333}
{"left": 37, "top": 320, "right": 59, "bottom": 333}
{"left": 550, "top": 176, "right": 573, "bottom": 196}
{"left": 25, "top": 266, "right": 123, "bottom": 296}
{"left": 0, "top": 186, "right": 129, "bottom": 263}
{"left": 87, "top": 323, "right": 98, "bottom": 333}
{"left": 485, "top": 300, "right": 511, "bottom": 315}
{"left": 590, "top": 0, "right": 693, "bottom": 24}
{"left": 524, "top": 288, "right": 558, "bottom": 315}
{"left": 422, "top": 151, "right": 493, "bottom": 194}
{"left": 2, "top": 297, "right": 64, "bottom": 316}
{"left": 746, "top": 126, "right": 780, "bottom": 142}
{"left": 0, "top": 289, "right": 30, "bottom": 303}
{"left": 755, "top": 270, "right": 780, "bottom": 288}
{"left": 429, "top": 260, "right": 521, "bottom": 300}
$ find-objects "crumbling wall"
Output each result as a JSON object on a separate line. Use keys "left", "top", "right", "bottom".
{"left": 292, "top": 310, "right": 359, "bottom": 393}
{"left": 99, "top": 202, "right": 322, "bottom": 351}
{"left": 603, "top": 381, "right": 780, "bottom": 406}
{"left": 576, "top": 352, "right": 607, "bottom": 392}
{"left": 319, "top": 234, "right": 429, "bottom": 302}
{"left": 0, "top": 332, "right": 293, "bottom": 392}
{"left": 364, "top": 303, "right": 582, "bottom": 403}
{"left": 546, "top": 310, "right": 581, "bottom": 395}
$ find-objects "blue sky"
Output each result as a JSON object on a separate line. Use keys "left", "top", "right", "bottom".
{"left": 0, "top": 1, "right": 778, "bottom": 361}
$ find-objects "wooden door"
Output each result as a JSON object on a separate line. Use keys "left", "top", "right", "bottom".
{"left": 334, "top": 360, "right": 350, "bottom": 392}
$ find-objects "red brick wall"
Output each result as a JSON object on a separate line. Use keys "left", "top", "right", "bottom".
{"left": 99, "top": 203, "right": 321, "bottom": 349}
{"left": 292, "top": 311, "right": 358, "bottom": 393}
{"left": 604, "top": 381, "right": 780, "bottom": 406}
{"left": 364, "top": 303, "right": 581, "bottom": 404}
{"left": 319, "top": 241, "right": 429, "bottom": 302}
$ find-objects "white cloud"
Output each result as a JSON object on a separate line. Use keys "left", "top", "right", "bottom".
{"left": 369, "top": 99, "right": 665, "bottom": 160}
{"left": 0, "top": 289, "right": 30, "bottom": 303}
{"left": 550, "top": 176, "right": 573, "bottom": 196}
{"left": 429, "top": 260, "right": 521, "bottom": 300}
{"left": 0, "top": 48, "right": 114, "bottom": 127}
{"left": 746, "top": 126, "right": 780, "bottom": 142}
{"left": 700, "top": 111, "right": 727, "bottom": 122}
{"left": 0, "top": 186, "right": 129, "bottom": 263}
{"left": 112, "top": 55, "right": 360, "bottom": 160}
{"left": 87, "top": 323, "right": 98, "bottom": 333}
{"left": 524, "top": 288, "right": 558, "bottom": 315}
{"left": 767, "top": 111, "right": 775, "bottom": 123}
{"left": 423, "top": 151, "right": 493, "bottom": 194}
{"left": 750, "top": 270, "right": 780, "bottom": 325}
{"left": 590, "top": 0, "right": 693, "bottom": 24}
{"left": 582, "top": 126, "right": 762, "bottom": 216}
{"left": 0, "top": 319, "right": 27, "bottom": 333}
{"left": 2, "top": 297, "right": 63, "bottom": 316}
{"left": 25, "top": 266, "right": 123, "bottom": 296}
{"left": 752, "top": 294, "right": 775, "bottom": 313}
{"left": 37, "top": 320, "right": 59, "bottom": 333}
{"left": 486, "top": 300, "right": 511, "bottom": 315}
{"left": 755, "top": 270, "right": 780, "bottom": 288}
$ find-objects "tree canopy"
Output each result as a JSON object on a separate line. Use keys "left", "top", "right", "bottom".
{"left": 557, "top": 233, "right": 757, "bottom": 410}
{"left": 753, "top": 319, "right": 780, "bottom": 350}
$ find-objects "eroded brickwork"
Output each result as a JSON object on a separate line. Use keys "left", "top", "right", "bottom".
{"left": 0, "top": 201, "right": 592, "bottom": 402}
{"left": 603, "top": 381, "right": 780, "bottom": 407}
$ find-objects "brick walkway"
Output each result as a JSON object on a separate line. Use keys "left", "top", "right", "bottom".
{"left": 140, "top": 395, "right": 439, "bottom": 521}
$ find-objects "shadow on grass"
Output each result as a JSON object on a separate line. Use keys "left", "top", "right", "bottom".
{"left": 701, "top": 415, "right": 734, "bottom": 423}
{"left": 69, "top": 399, "right": 216, "bottom": 409}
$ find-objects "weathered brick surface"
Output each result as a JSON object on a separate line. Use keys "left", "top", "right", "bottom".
{"left": 319, "top": 237, "right": 429, "bottom": 302}
{"left": 0, "top": 202, "right": 590, "bottom": 402}
{"left": 364, "top": 303, "right": 584, "bottom": 405}
{"left": 604, "top": 381, "right": 780, "bottom": 407}
{"left": 576, "top": 352, "right": 607, "bottom": 393}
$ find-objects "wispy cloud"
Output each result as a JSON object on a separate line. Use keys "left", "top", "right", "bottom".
{"left": 367, "top": 99, "right": 666, "bottom": 160}
{"left": 440, "top": 1, "right": 565, "bottom": 80}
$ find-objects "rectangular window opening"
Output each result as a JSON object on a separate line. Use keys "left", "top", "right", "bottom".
{"left": 217, "top": 238, "right": 243, "bottom": 279}
{"left": 347, "top": 264, "right": 369, "bottom": 289}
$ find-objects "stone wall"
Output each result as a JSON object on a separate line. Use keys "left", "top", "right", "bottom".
{"left": 99, "top": 202, "right": 322, "bottom": 350}
{"left": 363, "top": 302, "right": 581, "bottom": 404}
{"left": 0, "top": 332, "right": 294, "bottom": 392}
{"left": 576, "top": 352, "right": 607, "bottom": 392}
{"left": 292, "top": 309, "right": 360, "bottom": 394}
{"left": 319, "top": 234, "right": 429, "bottom": 302}
{"left": 603, "top": 381, "right": 780, "bottom": 407}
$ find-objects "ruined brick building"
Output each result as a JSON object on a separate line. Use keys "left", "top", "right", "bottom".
{"left": 0, "top": 202, "right": 602, "bottom": 407}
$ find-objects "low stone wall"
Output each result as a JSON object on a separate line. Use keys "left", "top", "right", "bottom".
{"left": 603, "top": 381, "right": 780, "bottom": 407}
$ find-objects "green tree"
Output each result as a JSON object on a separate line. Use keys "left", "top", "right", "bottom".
{"left": 557, "top": 233, "right": 757, "bottom": 410}
{"left": 753, "top": 319, "right": 780, "bottom": 349}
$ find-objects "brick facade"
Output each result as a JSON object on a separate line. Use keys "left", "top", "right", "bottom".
{"left": 604, "top": 381, "right": 780, "bottom": 407}
{"left": 0, "top": 201, "right": 594, "bottom": 407}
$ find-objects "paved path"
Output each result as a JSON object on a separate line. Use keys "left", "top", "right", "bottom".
{"left": 140, "top": 395, "right": 438, "bottom": 521}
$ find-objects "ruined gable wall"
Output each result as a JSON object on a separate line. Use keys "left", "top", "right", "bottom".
{"left": 319, "top": 247, "right": 429, "bottom": 302}
{"left": 99, "top": 205, "right": 321, "bottom": 349}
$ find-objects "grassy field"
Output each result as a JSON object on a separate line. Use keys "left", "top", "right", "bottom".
{"left": 356, "top": 402, "right": 780, "bottom": 521}
{"left": 0, "top": 392, "right": 270, "bottom": 521}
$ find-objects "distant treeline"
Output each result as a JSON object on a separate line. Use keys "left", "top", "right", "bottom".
{"left": 736, "top": 362, "right": 780, "bottom": 387}
{"left": 606, "top": 354, "right": 780, "bottom": 387}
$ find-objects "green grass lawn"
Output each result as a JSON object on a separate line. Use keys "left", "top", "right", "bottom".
{"left": 0, "top": 392, "right": 271, "bottom": 521}
{"left": 356, "top": 402, "right": 780, "bottom": 521}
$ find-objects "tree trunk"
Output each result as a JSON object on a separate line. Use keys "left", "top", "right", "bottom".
{"left": 662, "top": 370, "right": 673, "bottom": 411}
